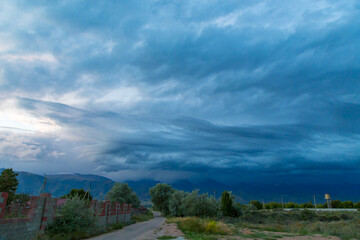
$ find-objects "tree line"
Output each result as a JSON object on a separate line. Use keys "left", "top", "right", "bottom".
{"left": 149, "top": 183, "right": 241, "bottom": 217}
{"left": 249, "top": 200, "right": 360, "bottom": 210}
{"left": 0, "top": 168, "right": 141, "bottom": 208}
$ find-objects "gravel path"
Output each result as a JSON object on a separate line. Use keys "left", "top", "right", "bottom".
{"left": 88, "top": 212, "right": 166, "bottom": 240}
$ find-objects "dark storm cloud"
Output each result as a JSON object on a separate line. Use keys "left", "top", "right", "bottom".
{"left": 1, "top": 0, "right": 360, "bottom": 182}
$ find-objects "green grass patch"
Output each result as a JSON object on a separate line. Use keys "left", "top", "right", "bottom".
{"left": 235, "top": 211, "right": 360, "bottom": 240}
{"left": 167, "top": 217, "right": 233, "bottom": 240}
{"left": 157, "top": 236, "right": 177, "bottom": 239}
{"left": 131, "top": 210, "right": 154, "bottom": 222}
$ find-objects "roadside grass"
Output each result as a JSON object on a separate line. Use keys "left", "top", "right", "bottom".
{"left": 157, "top": 236, "right": 177, "bottom": 239}
{"left": 32, "top": 221, "right": 128, "bottom": 240}
{"left": 32, "top": 221, "right": 126, "bottom": 240}
{"left": 131, "top": 210, "right": 154, "bottom": 222}
{"left": 166, "top": 211, "right": 360, "bottom": 240}
{"left": 235, "top": 211, "right": 360, "bottom": 240}
{"left": 33, "top": 211, "right": 154, "bottom": 240}
{"left": 167, "top": 217, "right": 233, "bottom": 239}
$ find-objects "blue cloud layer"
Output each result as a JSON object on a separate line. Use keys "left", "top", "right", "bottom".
{"left": 0, "top": 0, "right": 360, "bottom": 183}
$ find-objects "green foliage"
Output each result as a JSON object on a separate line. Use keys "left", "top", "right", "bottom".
{"left": 45, "top": 196, "right": 96, "bottom": 238}
{"left": 237, "top": 211, "right": 360, "bottom": 240}
{"left": 0, "top": 168, "right": 19, "bottom": 203}
{"left": 171, "top": 217, "right": 232, "bottom": 238}
{"left": 11, "top": 192, "right": 30, "bottom": 205}
{"left": 149, "top": 183, "right": 174, "bottom": 215}
{"left": 248, "top": 199, "right": 357, "bottom": 210}
{"left": 181, "top": 190, "right": 218, "bottom": 217}
{"left": 331, "top": 200, "right": 342, "bottom": 208}
{"left": 221, "top": 191, "right": 232, "bottom": 216}
{"left": 341, "top": 200, "right": 354, "bottom": 208}
{"left": 205, "top": 220, "right": 217, "bottom": 234}
{"left": 131, "top": 210, "right": 154, "bottom": 222}
{"left": 179, "top": 217, "right": 206, "bottom": 233}
{"left": 61, "top": 189, "right": 92, "bottom": 201}
{"left": 106, "top": 183, "right": 140, "bottom": 208}
{"left": 266, "top": 202, "right": 282, "bottom": 209}
{"left": 220, "top": 191, "right": 241, "bottom": 217}
{"left": 169, "top": 190, "right": 186, "bottom": 217}
{"left": 249, "top": 200, "right": 262, "bottom": 210}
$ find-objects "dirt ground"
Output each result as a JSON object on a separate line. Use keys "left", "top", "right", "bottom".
{"left": 155, "top": 222, "right": 185, "bottom": 238}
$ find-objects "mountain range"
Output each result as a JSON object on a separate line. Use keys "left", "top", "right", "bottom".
{"left": 1, "top": 168, "right": 359, "bottom": 203}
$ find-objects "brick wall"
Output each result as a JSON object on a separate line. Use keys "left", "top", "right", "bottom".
{"left": 0, "top": 192, "right": 132, "bottom": 240}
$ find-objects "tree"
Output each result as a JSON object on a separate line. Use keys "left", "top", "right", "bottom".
{"left": 61, "top": 189, "right": 92, "bottom": 201}
{"left": 341, "top": 201, "right": 353, "bottom": 208}
{"left": 169, "top": 190, "right": 186, "bottom": 217}
{"left": 0, "top": 168, "right": 19, "bottom": 203}
{"left": 266, "top": 202, "right": 282, "bottom": 209}
{"left": 149, "top": 183, "right": 174, "bottom": 215}
{"left": 221, "top": 191, "right": 233, "bottom": 216}
{"left": 106, "top": 183, "right": 140, "bottom": 208}
{"left": 249, "top": 200, "right": 262, "bottom": 210}
{"left": 181, "top": 190, "right": 218, "bottom": 217}
{"left": 331, "top": 200, "right": 342, "bottom": 208}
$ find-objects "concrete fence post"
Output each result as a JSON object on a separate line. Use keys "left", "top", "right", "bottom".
{"left": 39, "top": 193, "right": 51, "bottom": 231}
{"left": 0, "top": 192, "right": 9, "bottom": 218}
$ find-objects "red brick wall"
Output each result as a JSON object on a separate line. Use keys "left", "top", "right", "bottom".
{"left": 0, "top": 192, "right": 133, "bottom": 240}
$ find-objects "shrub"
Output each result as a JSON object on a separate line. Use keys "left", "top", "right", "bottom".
{"left": 175, "top": 217, "right": 232, "bottom": 236}
{"left": 249, "top": 200, "right": 262, "bottom": 210}
{"left": 179, "top": 217, "right": 206, "bottom": 233}
{"left": 205, "top": 220, "right": 217, "bottom": 234}
{"left": 181, "top": 190, "right": 218, "bottom": 217}
{"left": 45, "top": 196, "right": 96, "bottom": 238}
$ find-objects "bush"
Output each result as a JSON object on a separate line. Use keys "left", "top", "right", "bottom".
{"left": 174, "top": 217, "right": 232, "bottom": 236}
{"left": 181, "top": 190, "right": 218, "bottom": 218}
{"left": 205, "top": 220, "right": 217, "bottom": 234}
{"left": 45, "top": 196, "right": 96, "bottom": 238}
{"left": 179, "top": 217, "right": 206, "bottom": 233}
{"left": 249, "top": 200, "right": 262, "bottom": 210}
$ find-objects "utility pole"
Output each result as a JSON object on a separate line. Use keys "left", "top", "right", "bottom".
{"left": 262, "top": 199, "right": 265, "bottom": 211}
{"left": 313, "top": 195, "right": 317, "bottom": 214}
{"left": 281, "top": 197, "right": 284, "bottom": 209}
{"left": 38, "top": 175, "right": 47, "bottom": 195}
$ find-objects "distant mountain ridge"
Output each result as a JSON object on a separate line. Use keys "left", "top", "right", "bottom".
{"left": 1, "top": 168, "right": 359, "bottom": 203}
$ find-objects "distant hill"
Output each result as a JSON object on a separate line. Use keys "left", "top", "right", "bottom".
{"left": 1, "top": 168, "right": 359, "bottom": 203}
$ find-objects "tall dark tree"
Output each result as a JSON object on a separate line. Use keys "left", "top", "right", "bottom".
{"left": 106, "top": 183, "right": 140, "bottom": 208}
{"left": 221, "top": 191, "right": 233, "bottom": 216}
{"left": 149, "top": 183, "right": 174, "bottom": 215}
{"left": 0, "top": 168, "right": 19, "bottom": 203}
{"left": 61, "top": 188, "right": 93, "bottom": 201}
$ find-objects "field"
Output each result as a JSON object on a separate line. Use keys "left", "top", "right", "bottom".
{"left": 167, "top": 210, "right": 360, "bottom": 240}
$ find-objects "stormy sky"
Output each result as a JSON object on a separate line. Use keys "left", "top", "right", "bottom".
{"left": 0, "top": 0, "right": 360, "bottom": 184}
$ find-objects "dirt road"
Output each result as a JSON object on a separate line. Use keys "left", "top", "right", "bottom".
{"left": 88, "top": 212, "right": 167, "bottom": 240}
